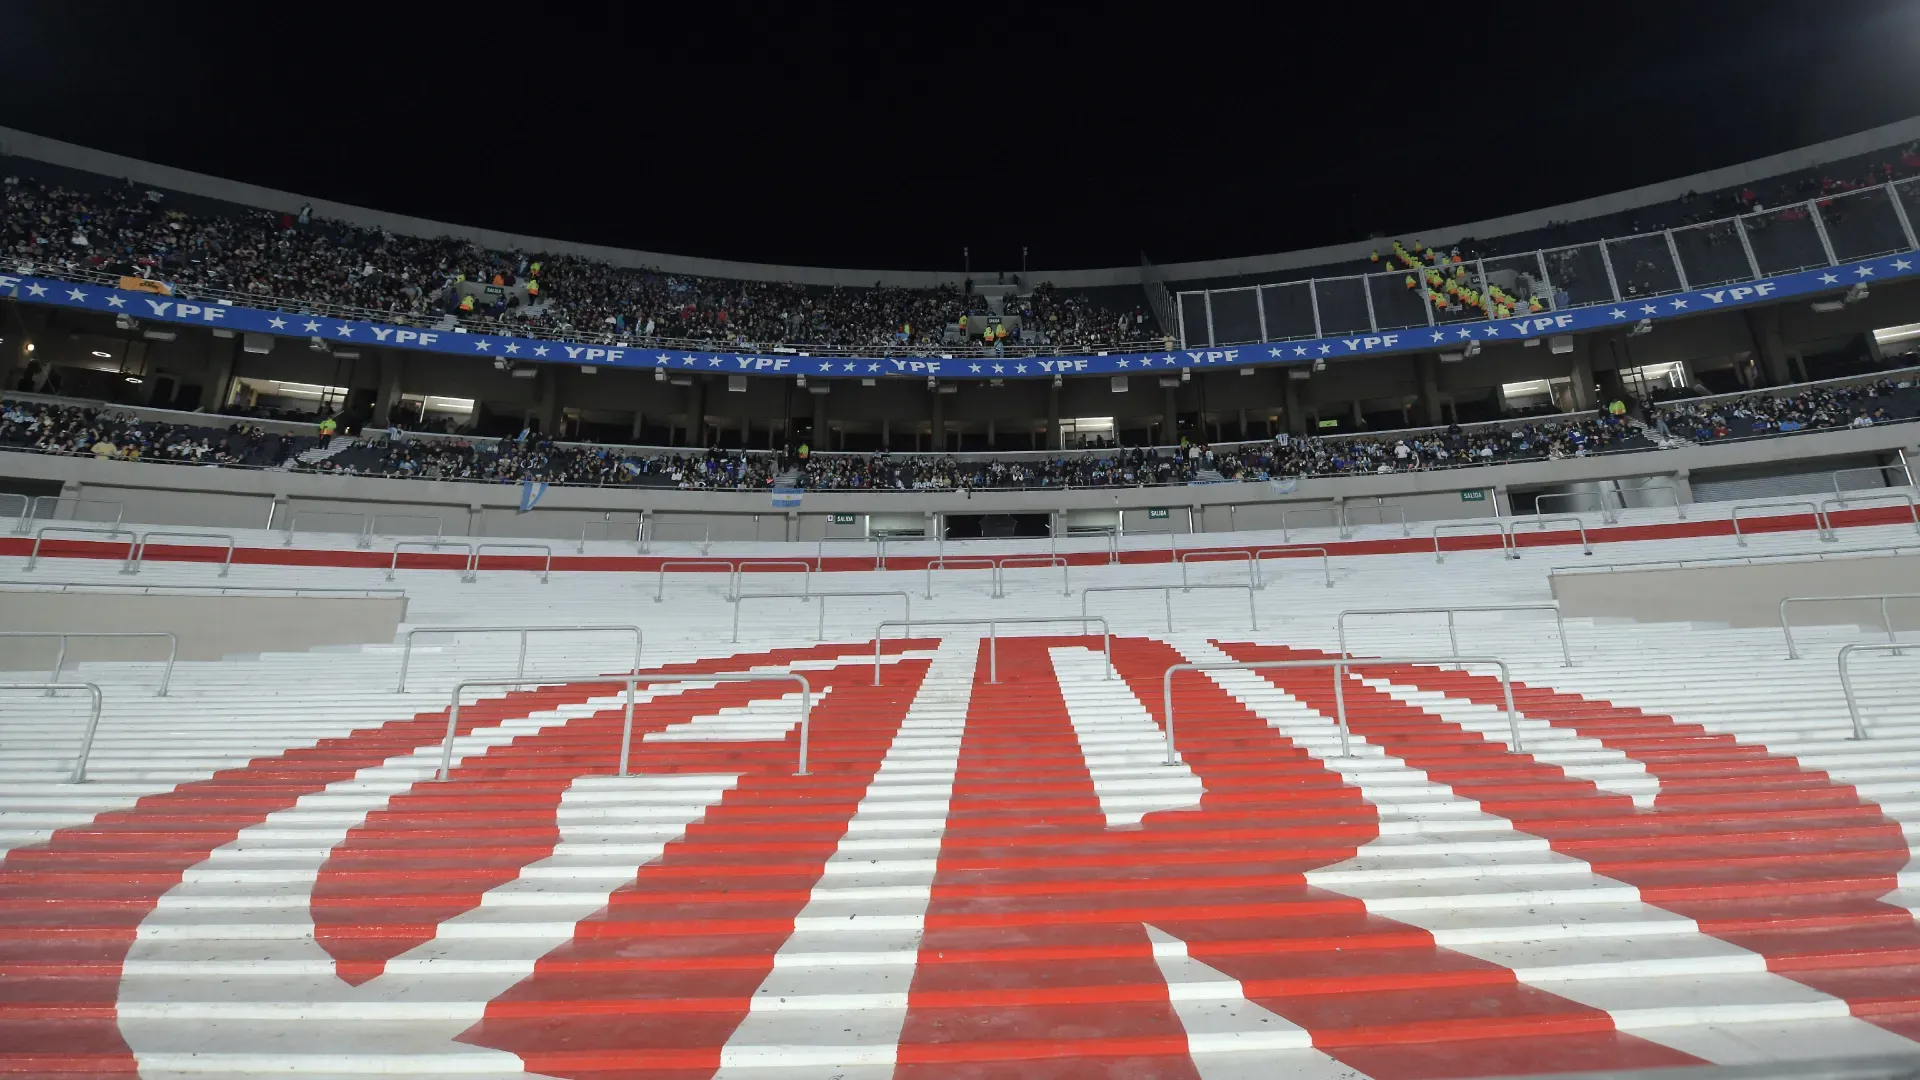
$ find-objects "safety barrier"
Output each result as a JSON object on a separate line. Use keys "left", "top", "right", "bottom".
{"left": 14, "top": 496, "right": 125, "bottom": 536}
{"left": 0, "top": 493, "right": 26, "bottom": 529}
{"left": 437, "top": 671, "right": 812, "bottom": 780}
{"left": 735, "top": 589, "right": 910, "bottom": 643}
{"left": 817, "top": 535, "right": 883, "bottom": 570}
{"left": 1162, "top": 656, "right": 1518, "bottom": 763}
{"left": 387, "top": 539, "right": 474, "bottom": 581}
{"left": 924, "top": 555, "right": 997, "bottom": 599}
{"left": 1052, "top": 523, "right": 1119, "bottom": 564}
{"left": 995, "top": 555, "right": 1071, "bottom": 597}
{"left": 1253, "top": 546, "right": 1334, "bottom": 588}
{"left": 654, "top": 559, "right": 737, "bottom": 602}
{"left": 0, "top": 682, "right": 103, "bottom": 782}
{"left": 728, "top": 560, "right": 814, "bottom": 602}
{"left": 648, "top": 518, "right": 712, "bottom": 555}
{"left": 1780, "top": 593, "right": 1920, "bottom": 660}
{"left": 1547, "top": 542, "right": 1920, "bottom": 578}
{"left": 1732, "top": 501, "right": 1833, "bottom": 547}
{"left": 465, "top": 543, "right": 552, "bottom": 584}
{"left": 24, "top": 525, "right": 137, "bottom": 571}
{"left": 367, "top": 514, "right": 446, "bottom": 540}
{"left": 1524, "top": 516, "right": 1593, "bottom": 555}
{"left": 395, "top": 624, "right": 643, "bottom": 693}
{"left": 873, "top": 616, "right": 1112, "bottom": 685}
{"left": 124, "top": 531, "right": 236, "bottom": 577}
{"left": 0, "top": 631, "right": 177, "bottom": 696}
{"left": 1819, "top": 490, "right": 1920, "bottom": 536}
{"left": 578, "top": 512, "right": 646, "bottom": 553}
{"left": 1081, "top": 582, "right": 1257, "bottom": 633}
{"left": 1336, "top": 604, "right": 1570, "bottom": 668}
{"left": 1179, "top": 550, "right": 1254, "bottom": 592}
{"left": 1341, "top": 501, "right": 1409, "bottom": 539}
{"left": 1433, "top": 521, "right": 1516, "bottom": 563}
{"left": 1535, "top": 491, "right": 1618, "bottom": 526}
{"left": 1280, "top": 505, "right": 1340, "bottom": 543}
{"left": 1621, "top": 477, "right": 1687, "bottom": 519}
{"left": 1832, "top": 463, "right": 1915, "bottom": 505}
{"left": 1838, "top": 642, "right": 1919, "bottom": 739}
{"left": 0, "top": 579, "right": 407, "bottom": 602}
{"left": 283, "top": 510, "right": 372, "bottom": 548}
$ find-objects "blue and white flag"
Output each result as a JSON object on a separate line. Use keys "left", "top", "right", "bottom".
{"left": 1269, "top": 477, "right": 1299, "bottom": 495}
{"left": 518, "top": 478, "right": 548, "bottom": 513}
{"left": 771, "top": 487, "right": 803, "bottom": 509}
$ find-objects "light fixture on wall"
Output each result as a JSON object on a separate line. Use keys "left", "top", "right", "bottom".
{"left": 91, "top": 350, "right": 111, "bottom": 358}
{"left": 123, "top": 376, "right": 143, "bottom": 384}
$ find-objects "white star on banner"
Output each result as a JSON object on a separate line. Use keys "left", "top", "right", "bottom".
{"left": 504, "top": 343, "right": 519, "bottom": 354}
{"left": 1159, "top": 355, "right": 1176, "bottom": 365}
{"left": 334, "top": 324, "right": 354, "bottom": 336}
{"left": 679, "top": 355, "right": 696, "bottom": 366}
{"left": 655, "top": 353, "right": 671, "bottom": 363}
{"left": 1818, "top": 272, "right": 1840, "bottom": 285}
{"left": 105, "top": 294, "right": 125, "bottom": 308}
{"left": 969, "top": 363, "right": 981, "bottom": 373}
{"left": 1015, "top": 363, "right": 1028, "bottom": 373}
{"left": 1294, "top": 346, "right": 1307, "bottom": 356}
{"left": 1457, "top": 328, "right": 1472, "bottom": 339}
{"left": 268, "top": 317, "right": 287, "bottom": 329}
{"left": 1268, "top": 347, "right": 1283, "bottom": 357}
{"left": 25, "top": 283, "right": 46, "bottom": 297}
{"left": 474, "top": 341, "right": 490, "bottom": 351}
{"left": 534, "top": 346, "right": 549, "bottom": 357}
{"left": 1484, "top": 326, "right": 1500, "bottom": 336}
{"left": 1117, "top": 358, "right": 1131, "bottom": 368}
{"left": 1639, "top": 305, "right": 1658, "bottom": 315}
{"left": 303, "top": 320, "right": 321, "bottom": 332}
{"left": 1609, "top": 309, "right": 1627, "bottom": 319}
{"left": 1670, "top": 299, "right": 1688, "bottom": 310}
{"left": 868, "top": 363, "right": 880, "bottom": 372}
{"left": 1317, "top": 344, "right": 1330, "bottom": 355}
{"left": 1855, "top": 265, "right": 1876, "bottom": 277}
{"left": 1430, "top": 331, "right": 1445, "bottom": 342}
{"left": 992, "top": 364, "right": 1004, "bottom": 374}
{"left": 707, "top": 356, "right": 724, "bottom": 367}
{"left": 66, "top": 288, "right": 86, "bottom": 301}
{"left": 1894, "top": 259, "right": 1913, "bottom": 271}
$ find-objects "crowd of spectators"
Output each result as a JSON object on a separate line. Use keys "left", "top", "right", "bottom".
{"left": 799, "top": 446, "right": 1200, "bottom": 491}
{"left": 305, "top": 433, "right": 775, "bottom": 491}
{"left": 1212, "top": 415, "right": 1647, "bottom": 479}
{"left": 0, "top": 170, "right": 1157, "bottom": 353}
{"left": 0, "top": 398, "right": 305, "bottom": 466}
{"left": 1655, "top": 377, "right": 1920, "bottom": 441}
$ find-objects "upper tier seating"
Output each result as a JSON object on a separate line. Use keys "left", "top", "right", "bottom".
{"left": 4, "top": 495, "right": 1920, "bottom": 1075}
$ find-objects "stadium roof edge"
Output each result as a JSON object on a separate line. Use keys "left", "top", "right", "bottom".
{"left": 5, "top": 116, "right": 1920, "bottom": 290}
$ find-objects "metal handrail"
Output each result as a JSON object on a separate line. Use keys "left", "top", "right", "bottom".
{"left": 816, "top": 534, "right": 883, "bottom": 570}
{"left": 1547, "top": 542, "right": 1920, "bottom": 577}
{"left": 1832, "top": 464, "right": 1916, "bottom": 505}
{"left": 25, "top": 525, "right": 138, "bottom": 571}
{"left": 729, "top": 560, "right": 814, "bottom": 602}
{"left": 0, "top": 682, "right": 103, "bottom": 782}
{"left": 0, "top": 493, "right": 27, "bottom": 528}
{"left": 578, "top": 512, "right": 645, "bottom": 553}
{"left": 994, "top": 555, "right": 1071, "bottom": 597}
{"left": 1780, "top": 593, "right": 1920, "bottom": 660}
{"left": 0, "top": 631, "right": 176, "bottom": 696}
{"left": 125, "top": 531, "right": 236, "bottom": 577}
{"left": 17, "top": 496, "right": 124, "bottom": 536}
{"left": 1280, "top": 505, "right": 1339, "bottom": 543}
{"left": 367, "top": 513, "right": 447, "bottom": 539}
{"left": 465, "top": 543, "right": 553, "bottom": 584}
{"left": 0, "top": 578, "right": 407, "bottom": 600}
{"left": 396, "top": 624, "right": 642, "bottom": 693}
{"left": 1731, "top": 501, "right": 1833, "bottom": 547}
{"left": 1820, "top": 491, "right": 1920, "bottom": 536}
{"left": 649, "top": 518, "right": 713, "bottom": 555}
{"left": 436, "top": 671, "right": 811, "bottom": 780}
{"left": 1433, "top": 521, "right": 1516, "bottom": 563}
{"left": 1526, "top": 517, "right": 1592, "bottom": 555}
{"left": 387, "top": 539, "right": 475, "bottom": 581}
{"left": 1340, "top": 502, "right": 1409, "bottom": 539}
{"left": 654, "top": 559, "right": 737, "bottom": 602}
{"left": 1052, "top": 522, "right": 1120, "bottom": 564}
{"left": 1535, "top": 491, "right": 1618, "bottom": 525}
{"left": 1178, "top": 550, "right": 1254, "bottom": 592}
{"left": 1082, "top": 582, "right": 1257, "bottom": 633}
{"left": 735, "top": 589, "right": 910, "bottom": 643}
{"left": 1337, "top": 604, "right": 1570, "bottom": 668}
{"left": 1620, "top": 477, "right": 1687, "bottom": 519}
{"left": 924, "top": 555, "right": 997, "bottom": 599}
{"left": 1253, "top": 546, "right": 1334, "bottom": 588}
{"left": 284, "top": 510, "right": 371, "bottom": 549}
{"left": 1838, "top": 643, "right": 1918, "bottom": 740}
{"left": 872, "top": 616, "right": 1112, "bottom": 685}
{"left": 1162, "top": 656, "right": 1518, "bottom": 763}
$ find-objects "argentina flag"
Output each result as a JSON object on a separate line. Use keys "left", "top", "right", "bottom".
{"left": 518, "top": 477, "right": 549, "bottom": 513}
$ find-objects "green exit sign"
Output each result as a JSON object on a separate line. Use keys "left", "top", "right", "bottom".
{"left": 831, "top": 513, "right": 857, "bottom": 525}
{"left": 1147, "top": 508, "right": 1170, "bottom": 520}
{"left": 1461, "top": 489, "right": 1488, "bottom": 502}
{"left": 1317, "top": 419, "right": 1340, "bottom": 428}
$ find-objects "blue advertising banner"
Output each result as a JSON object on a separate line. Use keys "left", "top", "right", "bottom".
{"left": 1, "top": 254, "right": 1910, "bottom": 380}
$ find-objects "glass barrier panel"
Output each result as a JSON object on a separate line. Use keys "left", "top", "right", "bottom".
{"left": 1208, "top": 286, "right": 1264, "bottom": 345}
{"left": 1480, "top": 252, "right": 1553, "bottom": 317}
{"left": 1602, "top": 233, "right": 1684, "bottom": 299}
{"left": 1542, "top": 242, "right": 1614, "bottom": 309}
{"left": 1670, "top": 220, "right": 1754, "bottom": 289}
{"left": 1818, "top": 186, "right": 1911, "bottom": 263}
{"left": 1259, "top": 281, "right": 1318, "bottom": 340}
{"left": 1313, "top": 275, "right": 1372, "bottom": 336}
{"left": 1431, "top": 259, "right": 1490, "bottom": 325}
{"left": 1898, "top": 178, "right": 1920, "bottom": 251}
{"left": 1178, "top": 291, "right": 1209, "bottom": 346}
{"left": 1743, "top": 205, "right": 1829, "bottom": 277}
{"left": 1367, "top": 270, "right": 1432, "bottom": 332}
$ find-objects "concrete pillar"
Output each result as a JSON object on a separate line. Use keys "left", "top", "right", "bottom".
{"left": 1596, "top": 366, "right": 1628, "bottom": 410}
{"left": 205, "top": 336, "right": 240, "bottom": 414}
{"left": 1567, "top": 336, "right": 1596, "bottom": 411}
{"left": 2, "top": 306, "right": 51, "bottom": 392}
{"left": 811, "top": 389, "right": 828, "bottom": 449}
{"left": 987, "top": 417, "right": 996, "bottom": 449}
{"left": 1238, "top": 407, "right": 1248, "bottom": 441}
{"left": 881, "top": 416, "right": 891, "bottom": 450}
{"left": 1350, "top": 399, "right": 1364, "bottom": 427}
{"left": 687, "top": 378, "right": 707, "bottom": 447}
{"left": 739, "top": 395, "right": 751, "bottom": 450}
{"left": 1670, "top": 468, "right": 1695, "bottom": 506}
{"left": 1743, "top": 308, "right": 1792, "bottom": 386}
{"left": 1283, "top": 377, "right": 1306, "bottom": 437}
{"left": 532, "top": 367, "right": 559, "bottom": 436}
{"left": 931, "top": 390, "right": 946, "bottom": 451}
{"left": 1417, "top": 354, "right": 1444, "bottom": 426}
{"left": 1162, "top": 384, "right": 1178, "bottom": 445}
{"left": 1046, "top": 382, "right": 1062, "bottom": 449}
{"left": 372, "top": 351, "right": 401, "bottom": 427}
{"left": 631, "top": 409, "right": 644, "bottom": 441}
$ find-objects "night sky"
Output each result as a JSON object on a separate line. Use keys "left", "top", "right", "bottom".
{"left": 3, "top": 3, "right": 1920, "bottom": 272}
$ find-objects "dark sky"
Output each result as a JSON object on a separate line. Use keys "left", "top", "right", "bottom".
{"left": 4, "top": 3, "right": 1920, "bottom": 272}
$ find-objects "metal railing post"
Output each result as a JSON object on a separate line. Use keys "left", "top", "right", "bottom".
{"left": 395, "top": 625, "right": 643, "bottom": 693}
{"left": 1781, "top": 593, "right": 1920, "bottom": 660}
{"left": 0, "top": 682, "right": 104, "bottom": 782}
{"left": 872, "top": 617, "right": 1112, "bottom": 686}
